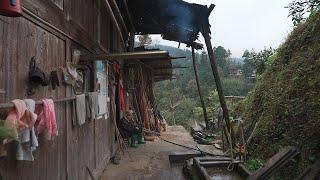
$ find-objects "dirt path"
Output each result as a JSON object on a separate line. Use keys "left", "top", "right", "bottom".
{"left": 100, "top": 126, "right": 223, "bottom": 180}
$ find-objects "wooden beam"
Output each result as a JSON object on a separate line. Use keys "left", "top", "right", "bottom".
{"left": 80, "top": 51, "right": 169, "bottom": 61}
{"left": 145, "top": 56, "right": 186, "bottom": 62}
{"left": 110, "top": 0, "right": 128, "bottom": 35}
{"left": 201, "top": 15, "right": 234, "bottom": 143}
{"left": 153, "top": 77, "right": 172, "bottom": 80}
{"left": 153, "top": 77, "right": 171, "bottom": 79}
{"left": 153, "top": 66, "right": 189, "bottom": 70}
{"left": 153, "top": 73, "right": 171, "bottom": 76}
{"left": 0, "top": 97, "right": 76, "bottom": 110}
{"left": 225, "top": 96, "right": 245, "bottom": 99}
{"left": 192, "top": 47, "right": 209, "bottom": 128}
{"left": 297, "top": 159, "right": 320, "bottom": 180}
{"left": 153, "top": 73, "right": 172, "bottom": 75}
{"left": 123, "top": 0, "right": 136, "bottom": 32}
{"left": 248, "top": 147, "right": 300, "bottom": 180}
{"left": 154, "top": 76, "right": 173, "bottom": 79}
{"left": 101, "top": 0, "right": 126, "bottom": 49}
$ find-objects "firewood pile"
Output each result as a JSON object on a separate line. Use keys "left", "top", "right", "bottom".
{"left": 125, "top": 64, "right": 160, "bottom": 132}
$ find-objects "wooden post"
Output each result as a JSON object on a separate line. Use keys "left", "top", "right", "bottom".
{"left": 200, "top": 22, "right": 234, "bottom": 143}
{"left": 191, "top": 47, "right": 209, "bottom": 129}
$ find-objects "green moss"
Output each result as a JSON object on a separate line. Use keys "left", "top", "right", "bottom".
{"left": 235, "top": 12, "right": 320, "bottom": 179}
{"left": 244, "top": 158, "right": 266, "bottom": 172}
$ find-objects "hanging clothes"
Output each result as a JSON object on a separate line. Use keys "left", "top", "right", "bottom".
{"left": 86, "top": 92, "right": 99, "bottom": 121}
{"left": 24, "top": 99, "right": 39, "bottom": 151}
{"left": 5, "top": 99, "right": 34, "bottom": 138}
{"left": 75, "top": 94, "right": 86, "bottom": 126}
{"left": 35, "top": 99, "right": 58, "bottom": 140}
{"left": 119, "top": 73, "right": 126, "bottom": 112}
{"left": 114, "top": 63, "right": 126, "bottom": 112}
{"left": 114, "top": 63, "right": 121, "bottom": 74}
{"left": 16, "top": 99, "right": 39, "bottom": 161}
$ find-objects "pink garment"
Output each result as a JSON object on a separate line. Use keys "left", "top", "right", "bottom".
{"left": 5, "top": 100, "right": 34, "bottom": 138}
{"left": 35, "top": 99, "right": 58, "bottom": 140}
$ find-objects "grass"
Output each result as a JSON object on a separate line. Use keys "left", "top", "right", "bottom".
{"left": 234, "top": 12, "right": 320, "bottom": 179}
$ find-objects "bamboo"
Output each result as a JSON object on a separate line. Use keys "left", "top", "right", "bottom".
{"left": 191, "top": 47, "right": 209, "bottom": 128}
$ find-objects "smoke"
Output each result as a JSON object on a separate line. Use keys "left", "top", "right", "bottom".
{"left": 158, "top": 0, "right": 200, "bottom": 43}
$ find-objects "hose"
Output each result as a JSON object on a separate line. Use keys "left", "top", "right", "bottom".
{"left": 143, "top": 129, "right": 222, "bottom": 157}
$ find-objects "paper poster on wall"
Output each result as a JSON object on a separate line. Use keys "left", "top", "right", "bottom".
{"left": 96, "top": 61, "right": 109, "bottom": 119}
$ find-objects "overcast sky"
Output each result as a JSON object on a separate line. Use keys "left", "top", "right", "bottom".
{"left": 152, "top": 0, "right": 294, "bottom": 57}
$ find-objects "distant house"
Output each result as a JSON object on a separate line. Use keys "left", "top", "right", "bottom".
{"left": 229, "top": 68, "right": 243, "bottom": 76}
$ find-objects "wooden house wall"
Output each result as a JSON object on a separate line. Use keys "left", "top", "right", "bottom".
{"left": 0, "top": 0, "right": 126, "bottom": 179}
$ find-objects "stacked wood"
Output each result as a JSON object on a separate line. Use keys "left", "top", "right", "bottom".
{"left": 126, "top": 64, "right": 160, "bottom": 132}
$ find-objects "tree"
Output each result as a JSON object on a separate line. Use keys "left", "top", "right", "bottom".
{"left": 213, "top": 46, "right": 232, "bottom": 75}
{"left": 242, "top": 50, "right": 254, "bottom": 78}
{"left": 242, "top": 48, "right": 275, "bottom": 77}
{"left": 286, "top": 0, "right": 320, "bottom": 25}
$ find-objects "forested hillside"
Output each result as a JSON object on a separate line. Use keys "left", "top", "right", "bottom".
{"left": 152, "top": 44, "right": 257, "bottom": 128}
{"left": 236, "top": 11, "right": 320, "bottom": 179}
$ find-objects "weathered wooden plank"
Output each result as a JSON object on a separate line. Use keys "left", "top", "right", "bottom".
{"left": 297, "top": 159, "right": 320, "bottom": 180}
{"left": 0, "top": 16, "right": 68, "bottom": 180}
{"left": 109, "top": 0, "right": 128, "bottom": 36}
{"left": 80, "top": 51, "right": 169, "bottom": 61}
{"left": 248, "top": 146, "right": 300, "bottom": 180}
{"left": 23, "top": 0, "right": 109, "bottom": 54}
{"left": 0, "top": 17, "right": 9, "bottom": 103}
{"left": 0, "top": 0, "right": 122, "bottom": 179}
{"left": 101, "top": 0, "right": 125, "bottom": 49}
{"left": 51, "top": 0, "right": 64, "bottom": 10}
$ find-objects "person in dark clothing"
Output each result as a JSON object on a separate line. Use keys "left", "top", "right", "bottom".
{"left": 117, "top": 110, "right": 144, "bottom": 147}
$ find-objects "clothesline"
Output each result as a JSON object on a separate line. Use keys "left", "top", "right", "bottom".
{"left": 0, "top": 96, "right": 77, "bottom": 110}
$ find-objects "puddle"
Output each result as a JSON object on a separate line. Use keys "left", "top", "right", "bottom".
{"left": 207, "top": 168, "right": 244, "bottom": 180}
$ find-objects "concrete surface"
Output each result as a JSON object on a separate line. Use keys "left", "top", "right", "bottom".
{"left": 100, "top": 126, "right": 223, "bottom": 180}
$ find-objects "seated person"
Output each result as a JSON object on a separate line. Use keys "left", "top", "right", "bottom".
{"left": 117, "top": 110, "right": 144, "bottom": 147}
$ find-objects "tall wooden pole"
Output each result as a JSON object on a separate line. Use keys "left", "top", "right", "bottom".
{"left": 201, "top": 22, "right": 234, "bottom": 143}
{"left": 191, "top": 47, "right": 209, "bottom": 129}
